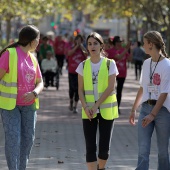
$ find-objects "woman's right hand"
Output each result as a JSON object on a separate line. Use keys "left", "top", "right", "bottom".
{"left": 125, "top": 41, "right": 131, "bottom": 50}
{"left": 129, "top": 110, "right": 136, "bottom": 126}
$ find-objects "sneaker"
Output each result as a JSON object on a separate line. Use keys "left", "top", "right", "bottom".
{"left": 73, "top": 107, "right": 78, "bottom": 114}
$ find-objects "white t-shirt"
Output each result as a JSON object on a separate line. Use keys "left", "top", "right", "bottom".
{"left": 76, "top": 56, "right": 119, "bottom": 103}
{"left": 41, "top": 58, "right": 57, "bottom": 73}
{"left": 140, "top": 57, "right": 170, "bottom": 112}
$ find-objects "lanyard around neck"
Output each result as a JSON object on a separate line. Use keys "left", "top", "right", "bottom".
{"left": 150, "top": 55, "right": 161, "bottom": 83}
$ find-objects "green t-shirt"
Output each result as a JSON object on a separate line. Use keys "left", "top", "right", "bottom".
{"left": 39, "top": 44, "right": 54, "bottom": 60}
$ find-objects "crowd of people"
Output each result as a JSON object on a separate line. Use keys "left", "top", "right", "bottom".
{"left": 0, "top": 24, "right": 170, "bottom": 170}
{"left": 35, "top": 31, "right": 147, "bottom": 114}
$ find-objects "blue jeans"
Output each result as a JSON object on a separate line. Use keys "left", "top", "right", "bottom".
{"left": 136, "top": 103, "right": 170, "bottom": 170}
{"left": 1, "top": 104, "right": 37, "bottom": 170}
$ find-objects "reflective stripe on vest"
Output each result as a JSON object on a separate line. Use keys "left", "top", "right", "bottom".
{"left": 82, "top": 57, "right": 119, "bottom": 120}
{"left": 85, "top": 90, "right": 115, "bottom": 97}
{"left": 0, "top": 80, "right": 17, "bottom": 87}
{"left": 0, "top": 91, "right": 17, "bottom": 99}
{"left": 86, "top": 101, "right": 117, "bottom": 108}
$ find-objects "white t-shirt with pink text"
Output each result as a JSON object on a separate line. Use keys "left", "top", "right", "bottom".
{"left": 0, "top": 46, "right": 42, "bottom": 106}
{"left": 140, "top": 57, "right": 170, "bottom": 112}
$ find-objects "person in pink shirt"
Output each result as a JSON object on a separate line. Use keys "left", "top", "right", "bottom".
{"left": 54, "top": 35, "right": 66, "bottom": 75}
{"left": 0, "top": 25, "right": 43, "bottom": 170}
{"left": 107, "top": 36, "right": 132, "bottom": 114}
{"left": 64, "top": 36, "right": 74, "bottom": 70}
{"left": 67, "top": 34, "right": 88, "bottom": 113}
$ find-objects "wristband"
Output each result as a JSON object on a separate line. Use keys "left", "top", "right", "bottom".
{"left": 32, "top": 91, "right": 38, "bottom": 98}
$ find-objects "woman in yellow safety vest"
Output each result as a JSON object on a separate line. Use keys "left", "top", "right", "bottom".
{"left": 76, "top": 32, "right": 119, "bottom": 170}
{"left": 0, "top": 25, "right": 43, "bottom": 170}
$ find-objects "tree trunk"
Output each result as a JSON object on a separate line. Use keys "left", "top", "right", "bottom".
{"left": 166, "top": 25, "right": 170, "bottom": 56}
{"left": 127, "top": 17, "right": 131, "bottom": 41}
{"left": 6, "top": 19, "right": 11, "bottom": 44}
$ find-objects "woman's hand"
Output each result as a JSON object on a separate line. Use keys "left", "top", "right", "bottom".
{"left": 90, "top": 104, "right": 98, "bottom": 116}
{"left": 84, "top": 107, "right": 93, "bottom": 121}
{"left": 142, "top": 114, "right": 155, "bottom": 127}
{"left": 23, "top": 92, "right": 36, "bottom": 103}
{"left": 129, "top": 110, "right": 136, "bottom": 126}
{"left": 125, "top": 41, "right": 131, "bottom": 50}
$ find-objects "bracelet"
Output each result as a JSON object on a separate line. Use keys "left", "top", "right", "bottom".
{"left": 150, "top": 113, "right": 156, "bottom": 118}
{"left": 32, "top": 91, "right": 38, "bottom": 98}
{"left": 84, "top": 106, "right": 88, "bottom": 110}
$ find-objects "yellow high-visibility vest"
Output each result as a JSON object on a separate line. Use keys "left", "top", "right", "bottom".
{"left": 82, "top": 58, "right": 119, "bottom": 120}
{"left": 0, "top": 48, "right": 39, "bottom": 110}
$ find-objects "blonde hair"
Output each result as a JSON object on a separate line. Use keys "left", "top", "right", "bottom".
{"left": 144, "top": 31, "right": 167, "bottom": 57}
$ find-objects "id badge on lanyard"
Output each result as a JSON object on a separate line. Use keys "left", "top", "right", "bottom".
{"left": 149, "top": 55, "right": 161, "bottom": 98}
{"left": 148, "top": 83, "right": 155, "bottom": 93}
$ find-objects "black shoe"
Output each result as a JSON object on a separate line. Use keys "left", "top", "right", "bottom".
{"left": 44, "top": 84, "right": 49, "bottom": 88}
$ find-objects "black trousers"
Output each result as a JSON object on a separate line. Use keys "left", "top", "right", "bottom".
{"left": 116, "top": 77, "right": 126, "bottom": 108}
{"left": 68, "top": 73, "right": 79, "bottom": 102}
{"left": 55, "top": 54, "right": 65, "bottom": 70}
{"left": 83, "top": 114, "right": 114, "bottom": 162}
{"left": 134, "top": 60, "right": 143, "bottom": 80}
{"left": 44, "top": 71, "right": 55, "bottom": 86}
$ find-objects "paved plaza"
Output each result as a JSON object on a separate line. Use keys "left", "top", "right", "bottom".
{"left": 0, "top": 67, "right": 158, "bottom": 170}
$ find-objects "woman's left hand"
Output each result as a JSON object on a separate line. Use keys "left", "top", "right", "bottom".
{"left": 142, "top": 114, "right": 155, "bottom": 127}
{"left": 23, "top": 92, "right": 36, "bottom": 103}
{"left": 90, "top": 104, "right": 99, "bottom": 116}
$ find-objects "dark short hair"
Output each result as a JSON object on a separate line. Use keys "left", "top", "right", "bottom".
{"left": 42, "top": 36, "right": 48, "bottom": 41}
{"left": 75, "top": 34, "right": 83, "bottom": 42}
{"left": 112, "top": 36, "right": 123, "bottom": 45}
{"left": 137, "top": 41, "right": 141, "bottom": 47}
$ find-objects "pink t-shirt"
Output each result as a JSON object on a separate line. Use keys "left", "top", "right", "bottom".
{"left": 107, "top": 47, "right": 129, "bottom": 78}
{"left": 54, "top": 38, "right": 65, "bottom": 55}
{"left": 68, "top": 48, "right": 86, "bottom": 74}
{"left": 64, "top": 42, "right": 73, "bottom": 59}
{"left": 0, "top": 46, "right": 42, "bottom": 106}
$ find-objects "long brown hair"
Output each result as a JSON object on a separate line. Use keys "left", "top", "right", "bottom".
{"left": 144, "top": 31, "right": 168, "bottom": 58}
{"left": 0, "top": 25, "right": 40, "bottom": 56}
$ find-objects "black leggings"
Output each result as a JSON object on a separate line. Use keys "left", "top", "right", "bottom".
{"left": 83, "top": 114, "right": 114, "bottom": 162}
{"left": 55, "top": 54, "right": 65, "bottom": 70}
{"left": 68, "top": 73, "right": 79, "bottom": 102}
{"left": 134, "top": 60, "right": 143, "bottom": 79}
{"left": 116, "top": 77, "right": 126, "bottom": 108}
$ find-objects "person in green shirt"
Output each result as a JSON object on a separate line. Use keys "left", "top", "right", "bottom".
{"left": 39, "top": 36, "right": 54, "bottom": 63}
